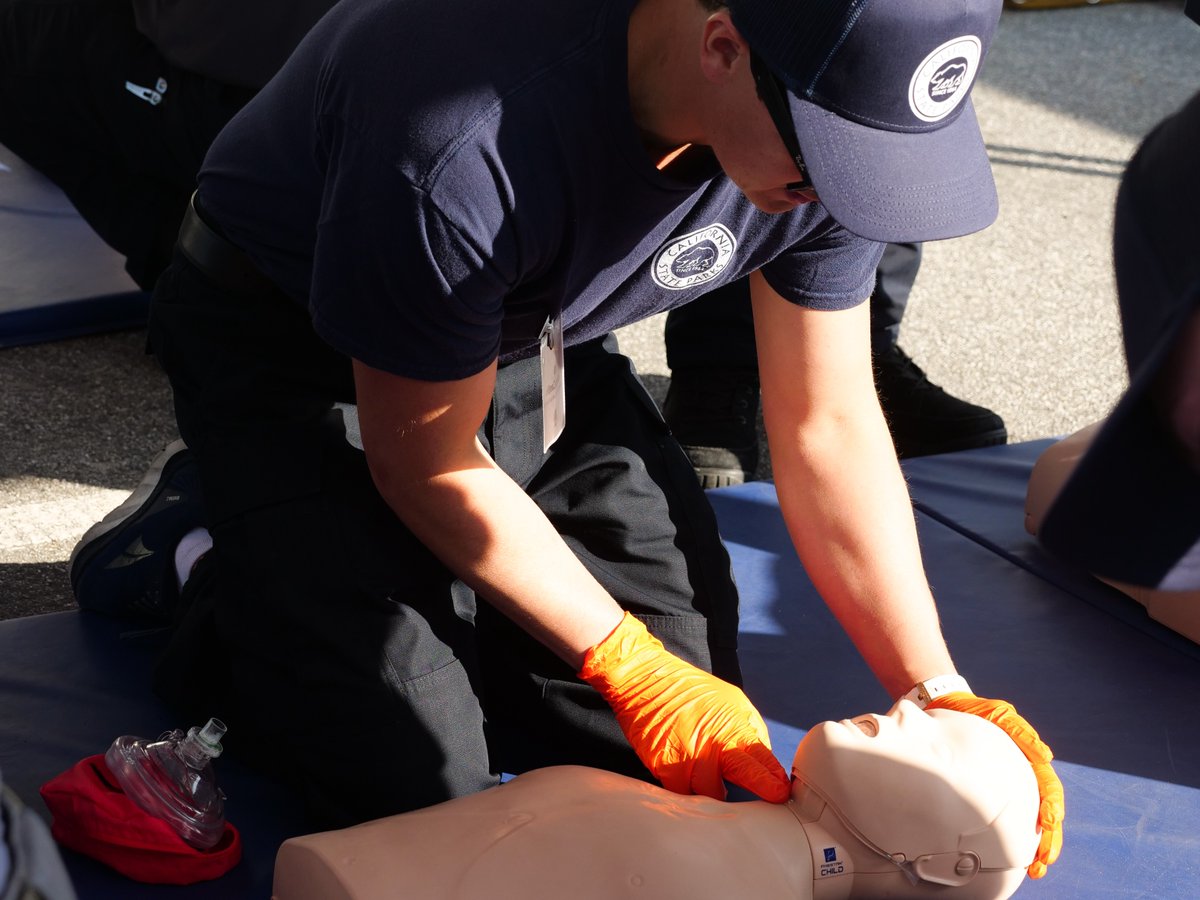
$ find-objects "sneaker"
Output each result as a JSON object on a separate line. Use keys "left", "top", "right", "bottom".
{"left": 663, "top": 367, "right": 760, "bottom": 488}
{"left": 874, "top": 345, "right": 1007, "bottom": 459}
{"left": 69, "top": 439, "right": 202, "bottom": 621}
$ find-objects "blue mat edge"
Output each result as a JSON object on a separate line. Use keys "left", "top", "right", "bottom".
{"left": 0, "top": 291, "right": 149, "bottom": 348}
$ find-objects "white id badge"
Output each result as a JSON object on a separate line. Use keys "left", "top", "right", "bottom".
{"left": 539, "top": 314, "right": 566, "bottom": 452}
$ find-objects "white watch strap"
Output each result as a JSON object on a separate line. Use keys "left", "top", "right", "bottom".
{"left": 902, "top": 674, "right": 972, "bottom": 709}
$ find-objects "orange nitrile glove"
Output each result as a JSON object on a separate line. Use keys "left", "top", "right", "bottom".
{"left": 927, "top": 692, "right": 1064, "bottom": 878}
{"left": 579, "top": 612, "right": 790, "bottom": 803}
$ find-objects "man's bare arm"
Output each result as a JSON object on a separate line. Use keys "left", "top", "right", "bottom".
{"left": 352, "top": 357, "right": 624, "bottom": 667}
{"left": 749, "top": 271, "right": 956, "bottom": 697}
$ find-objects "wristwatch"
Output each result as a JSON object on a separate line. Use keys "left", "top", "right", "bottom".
{"left": 902, "top": 674, "right": 972, "bottom": 709}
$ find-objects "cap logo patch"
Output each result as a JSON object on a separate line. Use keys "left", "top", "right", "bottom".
{"left": 651, "top": 223, "right": 737, "bottom": 291}
{"left": 908, "top": 36, "right": 981, "bottom": 123}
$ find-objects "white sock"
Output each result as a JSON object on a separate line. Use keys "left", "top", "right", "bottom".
{"left": 174, "top": 527, "right": 214, "bottom": 592}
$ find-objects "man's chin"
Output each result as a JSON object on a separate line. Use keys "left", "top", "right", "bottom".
{"left": 745, "top": 190, "right": 815, "bottom": 215}
{"left": 746, "top": 196, "right": 794, "bottom": 215}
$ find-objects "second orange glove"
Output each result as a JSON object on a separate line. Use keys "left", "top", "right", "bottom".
{"left": 927, "top": 692, "right": 1065, "bottom": 878}
{"left": 579, "top": 612, "right": 790, "bottom": 803}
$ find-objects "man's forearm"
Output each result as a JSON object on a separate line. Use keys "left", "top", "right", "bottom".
{"left": 769, "top": 408, "right": 956, "bottom": 697}
{"left": 352, "top": 357, "right": 625, "bottom": 667}
{"left": 749, "top": 273, "right": 955, "bottom": 697}
{"left": 372, "top": 442, "right": 625, "bottom": 668}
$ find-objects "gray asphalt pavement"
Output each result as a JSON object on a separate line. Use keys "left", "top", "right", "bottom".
{"left": 2, "top": 1, "right": 1198, "bottom": 620}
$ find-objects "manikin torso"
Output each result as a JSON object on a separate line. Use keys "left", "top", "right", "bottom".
{"left": 276, "top": 766, "right": 812, "bottom": 899}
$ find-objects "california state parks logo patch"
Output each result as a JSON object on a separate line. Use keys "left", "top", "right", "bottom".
{"left": 651, "top": 223, "right": 737, "bottom": 291}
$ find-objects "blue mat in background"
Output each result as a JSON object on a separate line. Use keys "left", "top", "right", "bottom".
{"left": 2, "top": 441, "right": 1197, "bottom": 897}
{"left": 902, "top": 440, "right": 1200, "bottom": 664}
{"left": 0, "top": 144, "right": 147, "bottom": 349}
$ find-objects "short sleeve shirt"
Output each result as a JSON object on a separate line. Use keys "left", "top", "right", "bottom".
{"left": 198, "top": 0, "right": 883, "bottom": 381}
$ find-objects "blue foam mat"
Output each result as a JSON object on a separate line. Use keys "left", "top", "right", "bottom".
{"left": 901, "top": 440, "right": 1200, "bottom": 663}
{"left": 0, "top": 144, "right": 147, "bottom": 348}
{"left": 2, "top": 441, "right": 1198, "bottom": 897}
{"left": 0, "top": 291, "right": 150, "bottom": 349}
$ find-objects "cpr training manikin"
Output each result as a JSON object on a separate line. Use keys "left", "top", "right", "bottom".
{"left": 272, "top": 700, "right": 1041, "bottom": 899}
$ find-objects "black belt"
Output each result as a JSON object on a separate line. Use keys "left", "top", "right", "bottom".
{"left": 178, "top": 192, "right": 282, "bottom": 297}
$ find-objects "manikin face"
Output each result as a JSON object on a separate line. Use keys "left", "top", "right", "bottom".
{"left": 793, "top": 701, "right": 1040, "bottom": 878}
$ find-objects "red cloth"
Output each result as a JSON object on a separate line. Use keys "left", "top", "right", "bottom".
{"left": 39, "top": 754, "right": 241, "bottom": 885}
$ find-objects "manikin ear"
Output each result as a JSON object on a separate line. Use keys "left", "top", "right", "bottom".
{"left": 910, "top": 850, "right": 981, "bottom": 887}
{"left": 697, "top": 11, "right": 749, "bottom": 85}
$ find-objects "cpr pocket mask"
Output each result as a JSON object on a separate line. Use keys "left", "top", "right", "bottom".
{"left": 39, "top": 754, "right": 241, "bottom": 885}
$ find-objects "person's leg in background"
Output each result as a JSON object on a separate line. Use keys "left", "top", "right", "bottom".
{"left": 663, "top": 242, "right": 1007, "bottom": 486}
{"left": 0, "top": 0, "right": 254, "bottom": 290}
{"left": 868, "top": 243, "right": 1007, "bottom": 459}
{"left": 662, "top": 281, "right": 761, "bottom": 487}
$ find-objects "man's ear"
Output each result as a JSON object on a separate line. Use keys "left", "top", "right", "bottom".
{"left": 697, "top": 12, "right": 747, "bottom": 84}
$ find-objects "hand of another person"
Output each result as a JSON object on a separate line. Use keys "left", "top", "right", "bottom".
{"left": 927, "top": 692, "right": 1064, "bottom": 878}
{"left": 580, "top": 612, "right": 790, "bottom": 803}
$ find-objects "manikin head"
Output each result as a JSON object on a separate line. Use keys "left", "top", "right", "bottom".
{"left": 791, "top": 700, "right": 1041, "bottom": 898}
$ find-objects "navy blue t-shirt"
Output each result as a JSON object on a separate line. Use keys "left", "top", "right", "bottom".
{"left": 199, "top": 0, "right": 882, "bottom": 381}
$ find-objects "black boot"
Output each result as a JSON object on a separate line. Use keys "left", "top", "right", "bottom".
{"left": 874, "top": 345, "right": 1007, "bottom": 458}
{"left": 663, "top": 367, "right": 761, "bottom": 488}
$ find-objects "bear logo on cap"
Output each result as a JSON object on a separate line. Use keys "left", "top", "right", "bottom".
{"left": 908, "top": 36, "right": 982, "bottom": 123}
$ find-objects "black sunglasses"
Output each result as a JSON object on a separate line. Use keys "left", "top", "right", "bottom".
{"left": 749, "top": 51, "right": 812, "bottom": 193}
